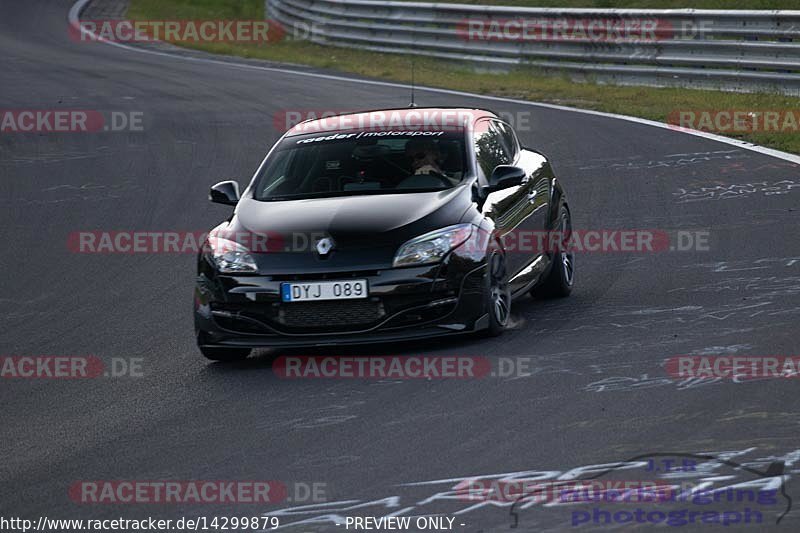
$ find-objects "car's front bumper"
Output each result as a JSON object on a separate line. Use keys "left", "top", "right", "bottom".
{"left": 194, "top": 258, "right": 489, "bottom": 349}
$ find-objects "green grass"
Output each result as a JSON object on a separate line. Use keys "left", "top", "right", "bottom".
{"left": 127, "top": 0, "right": 800, "bottom": 154}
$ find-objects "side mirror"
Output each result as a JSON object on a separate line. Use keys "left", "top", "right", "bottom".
{"left": 209, "top": 180, "right": 240, "bottom": 206}
{"left": 487, "top": 165, "right": 526, "bottom": 192}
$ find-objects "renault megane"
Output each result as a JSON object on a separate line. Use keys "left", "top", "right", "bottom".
{"left": 194, "top": 107, "right": 574, "bottom": 361}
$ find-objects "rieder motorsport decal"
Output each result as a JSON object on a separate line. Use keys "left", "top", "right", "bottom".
{"left": 296, "top": 131, "right": 445, "bottom": 144}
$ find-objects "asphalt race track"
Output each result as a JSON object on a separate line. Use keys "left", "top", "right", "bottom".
{"left": 2, "top": 1, "right": 799, "bottom": 531}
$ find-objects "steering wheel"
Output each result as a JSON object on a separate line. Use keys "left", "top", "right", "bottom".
{"left": 398, "top": 170, "right": 453, "bottom": 189}
{"left": 424, "top": 170, "right": 455, "bottom": 188}
{"left": 341, "top": 174, "right": 394, "bottom": 189}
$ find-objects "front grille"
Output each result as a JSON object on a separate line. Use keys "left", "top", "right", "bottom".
{"left": 277, "top": 299, "right": 385, "bottom": 329}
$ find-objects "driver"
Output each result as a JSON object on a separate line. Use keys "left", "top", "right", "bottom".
{"left": 405, "top": 138, "right": 444, "bottom": 176}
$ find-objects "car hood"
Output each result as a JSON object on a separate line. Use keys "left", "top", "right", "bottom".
{"left": 227, "top": 185, "right": 473, "bottom": 273}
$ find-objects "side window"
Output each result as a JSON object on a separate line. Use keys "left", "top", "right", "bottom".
{"left": 258, "top": 149, "right": 293, "bottom": 196}
{"left": 494, "top": 120, "right": 519, "bottom": 162}
{"left": 473, "top": 119, "right": 511, "bottom": 179}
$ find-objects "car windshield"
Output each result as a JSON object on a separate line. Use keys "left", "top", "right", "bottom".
{"left": 253, "top": 130, "right": 468, "bottom": 201}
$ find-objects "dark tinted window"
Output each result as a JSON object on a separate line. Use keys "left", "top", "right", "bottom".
{"left": 494, "top": 120, "right": 519, "bottom": 161}
{"left": 474, "top": 120, "right": 511, "bottom": 178}
{"left": 253, "top": 131, "right": 467, "bottom": 200}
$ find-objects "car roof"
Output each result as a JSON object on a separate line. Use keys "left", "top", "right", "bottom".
{"left": 285, "top": 107, "right": 500, "bottom": 137}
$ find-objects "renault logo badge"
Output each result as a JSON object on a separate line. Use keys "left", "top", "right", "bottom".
{"left": 316, "top": 237, "right": 334, "bottom": 256}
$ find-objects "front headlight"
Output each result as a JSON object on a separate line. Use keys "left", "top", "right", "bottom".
{"left": 206, "top": 236, "right": 258, "bottom": 274}
{"left": 393, "top": 223, "right": 473, "bottom": 267}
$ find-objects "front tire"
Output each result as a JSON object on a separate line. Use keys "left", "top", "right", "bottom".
{"left": 483, "top": 251, "right": 510, "bottom": 337}
{"left": 532, "top": 204, "right": 574, "bottom": 298}
{"left": 199, "top": 345, "right": 252, "bottom": 362}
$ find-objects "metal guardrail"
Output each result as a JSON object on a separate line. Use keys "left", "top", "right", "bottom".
{"left": 267, "top": 0, "right": 800, "bottom": 95}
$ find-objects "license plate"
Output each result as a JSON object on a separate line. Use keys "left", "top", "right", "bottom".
{"left": 281, "top": 280, "right": 368, "bottom": 302}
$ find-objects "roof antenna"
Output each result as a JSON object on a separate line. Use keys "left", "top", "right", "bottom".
{"left": 409, "top": 58, "right": 417, "bottom": 108}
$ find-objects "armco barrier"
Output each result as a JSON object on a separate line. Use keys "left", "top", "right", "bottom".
{"left": 267, "top": 0, "right": 800, "bottom": 95}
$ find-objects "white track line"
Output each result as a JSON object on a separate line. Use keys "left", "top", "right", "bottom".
{"left": 69, "top": 0, "right": 800, "bottom": 165}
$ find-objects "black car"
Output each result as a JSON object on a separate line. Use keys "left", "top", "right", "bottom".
{"left": 194, "top": 107, "right": 573, "bottom": 360}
